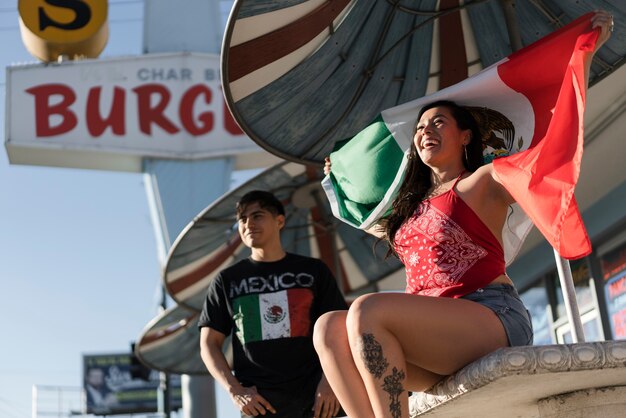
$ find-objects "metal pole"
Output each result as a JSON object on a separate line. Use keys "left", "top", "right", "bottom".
{"left": 158, "top": 287, "right": 171, "bottom": 418}
{"left": 157, "top": 370, "right": 171, "bottom": 418}
{"left": 32, "top": 385, "right": 37, "bottom": 418}
{"left": 554, "top": 249, "right": 586, "bottom": 342}
{"left": 499, "top": 0, "right": 523, "bottom": 52}
{"left": 311, "top": 189, "right": 344, "bottom": 287}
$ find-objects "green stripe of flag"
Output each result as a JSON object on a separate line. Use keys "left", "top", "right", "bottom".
{"left": 323, "top": 114, "right": 406, "bottom": 228}
{"left": 233, "top": 293, "right": 262, "bottom": 344}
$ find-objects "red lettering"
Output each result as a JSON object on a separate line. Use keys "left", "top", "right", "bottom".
{"left": 612, "top": 310, "right": 626, "bottom": 338}
{"left": 27, "top": 83, "right": 243, "bottom": 138}
{"left": 26, "top": 84, "right": 77, "bottom": 137}
{"left": 133, "top": 84, "right": 180, "bottom": 135}
{"left": 86, "top": 87, "right": 126, "bottom": 136}
{"left": 179, "top": 84, "right": 213, "bottom": 136}
{"left": 609, "top": 276, "right": 626, "bottom": 300}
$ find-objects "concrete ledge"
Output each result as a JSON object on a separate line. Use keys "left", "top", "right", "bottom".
{"left": 409, "top": 341, "right": 626, "bottom": 417}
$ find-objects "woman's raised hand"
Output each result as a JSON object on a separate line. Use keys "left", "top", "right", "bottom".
{"left": 592, "top": 10, "right": 614, "bottom": 52}
{"left": 323, "top": 157, "right": 332, "bottom": 176}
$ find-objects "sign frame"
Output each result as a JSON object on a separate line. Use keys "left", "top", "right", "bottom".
{"left": 5, "top": 52, "right": 272, "bottom": 172}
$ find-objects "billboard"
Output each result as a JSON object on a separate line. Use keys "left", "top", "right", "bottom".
{"left": 5, "top": 52, "right": 269, "bottom": 172}
{"left": 83, "top": 353, "right": 181, "bottom": 415}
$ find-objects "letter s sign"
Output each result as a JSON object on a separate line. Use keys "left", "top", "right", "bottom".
{"left": 18, "top": 0, "right": 108, "bottom": 62}
{"left": 39, "top": 0, "right": 92, "bottom": 31}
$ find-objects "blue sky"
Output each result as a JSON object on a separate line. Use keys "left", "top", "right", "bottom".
{"left": 0, "top": 1, "right": 239, "bottom": 417}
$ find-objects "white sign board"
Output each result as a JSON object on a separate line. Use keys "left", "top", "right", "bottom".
{"left": 5, "top": 52, "right": 272, "bottom": 172}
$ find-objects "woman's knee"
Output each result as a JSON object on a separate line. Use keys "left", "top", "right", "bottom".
{"left": 346, "top": 293, "right": 385, "bottom": 333}
{"left": 313, "top": 310, "right": 348, "bottom": 351}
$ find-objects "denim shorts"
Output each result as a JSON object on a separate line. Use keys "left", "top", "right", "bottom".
{"left": 461, "top": 284, "right": 533, "bottom": 346}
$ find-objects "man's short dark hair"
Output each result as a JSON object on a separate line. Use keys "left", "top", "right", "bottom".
{"left": 236, "top": 190, "right": 285, "bottom": 218}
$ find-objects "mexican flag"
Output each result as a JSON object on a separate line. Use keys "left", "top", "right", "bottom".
{"left": 233, "top": 288, "right": 313, "bottom": 344}
{"left": 322, "top": 13, "right": 598, "bottom": 263}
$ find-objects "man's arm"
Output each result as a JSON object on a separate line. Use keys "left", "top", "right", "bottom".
{"left": 199, "top": 327, "right": 238, "bottom": 393}
{"left": 199, "top": 327, "right": 276, "bottom": 416}
{"left": 312, "top": 373, "right": 341, "bottom": 418}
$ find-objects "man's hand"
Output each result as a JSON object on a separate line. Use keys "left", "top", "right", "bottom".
{"left": 312, "top": 376, "right": 341, "bottom": 418}
{"left": 229, "top": 385, "right": 276, "bottom": 416}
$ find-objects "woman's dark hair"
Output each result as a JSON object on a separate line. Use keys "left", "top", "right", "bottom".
{"left": 380, "top": 100, "right": 483, "bottom": 255}
{"left": 236, "top": 190, "right": 285, "bottom": 218}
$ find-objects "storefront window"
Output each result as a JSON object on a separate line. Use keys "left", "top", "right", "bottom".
{"left": 549, "top": 257, "right": 604, "bottom": 342}
{"left": 558, "top": 311, "right": 604, "bottom": 343}
{"left": 520, "top": 282, "right": 552, "bottom": 345}
{"left": 601, "top": 241, "right": 626, "bottom": 340}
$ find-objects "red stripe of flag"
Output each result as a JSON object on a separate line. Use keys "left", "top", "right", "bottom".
{"left": 287, "top": 288, "right": 313, "bottom": 337}
{"left": 493, "top": 14, "right": 596, "bottom": 259}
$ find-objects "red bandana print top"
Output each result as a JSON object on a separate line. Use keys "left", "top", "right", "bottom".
{"left": 394, "top": 174, "right": 505, "bottom": 298}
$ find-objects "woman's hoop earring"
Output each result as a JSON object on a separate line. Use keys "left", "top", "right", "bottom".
{"left": 464, "top": 145, "right": 469, "bottom": 164}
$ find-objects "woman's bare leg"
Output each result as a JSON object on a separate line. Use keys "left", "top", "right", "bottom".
{"left": 405, "top": 363, "right": 444, "bottom": 392}
{"left": 346, "top": 292, "right": 509, "bottom": 418}
{"left": 313, "top": 311, "right": 449, "bottom": 417}
{"left": 313, "top": 311, "right": 375, "bottom": 418}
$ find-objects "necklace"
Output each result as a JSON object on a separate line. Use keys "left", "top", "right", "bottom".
{"left": 427, "top": 171, "right": 465, "bottom": 198}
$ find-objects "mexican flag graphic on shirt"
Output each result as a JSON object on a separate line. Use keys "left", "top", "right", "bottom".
{"left": 233, "top": 288, "right": 313, "bottom": 344}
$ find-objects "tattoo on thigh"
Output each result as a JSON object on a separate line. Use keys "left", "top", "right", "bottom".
{"left": 382, "top": 367, "right": 406, "bottom": 418}
{"left": 358, "top": 333, "right": 389, "bottom": 379}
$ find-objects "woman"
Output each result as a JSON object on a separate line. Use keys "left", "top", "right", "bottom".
{"left": 313, "top": 11, "right": 613, "bottom": 418}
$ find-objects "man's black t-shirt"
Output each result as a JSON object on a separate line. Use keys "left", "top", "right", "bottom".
{"left": 198, "top": 253, "right": 347, "bottom": 394}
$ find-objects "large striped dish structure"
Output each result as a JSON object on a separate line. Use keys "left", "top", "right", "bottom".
{"left": 135, "top": 303, "right": 234, "bottom": 375}
{"left": 222, "top": 0, "right": 625, "bottom": 165}
{"left": 135, "top": 304, "right": 206, "bottom": 375}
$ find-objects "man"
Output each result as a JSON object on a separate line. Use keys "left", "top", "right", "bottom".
{"left": 85, "top": 367, "right": 119, "bottom": 413}
{"left": 199, "top": 190, "right": 347, "bottom": 418}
